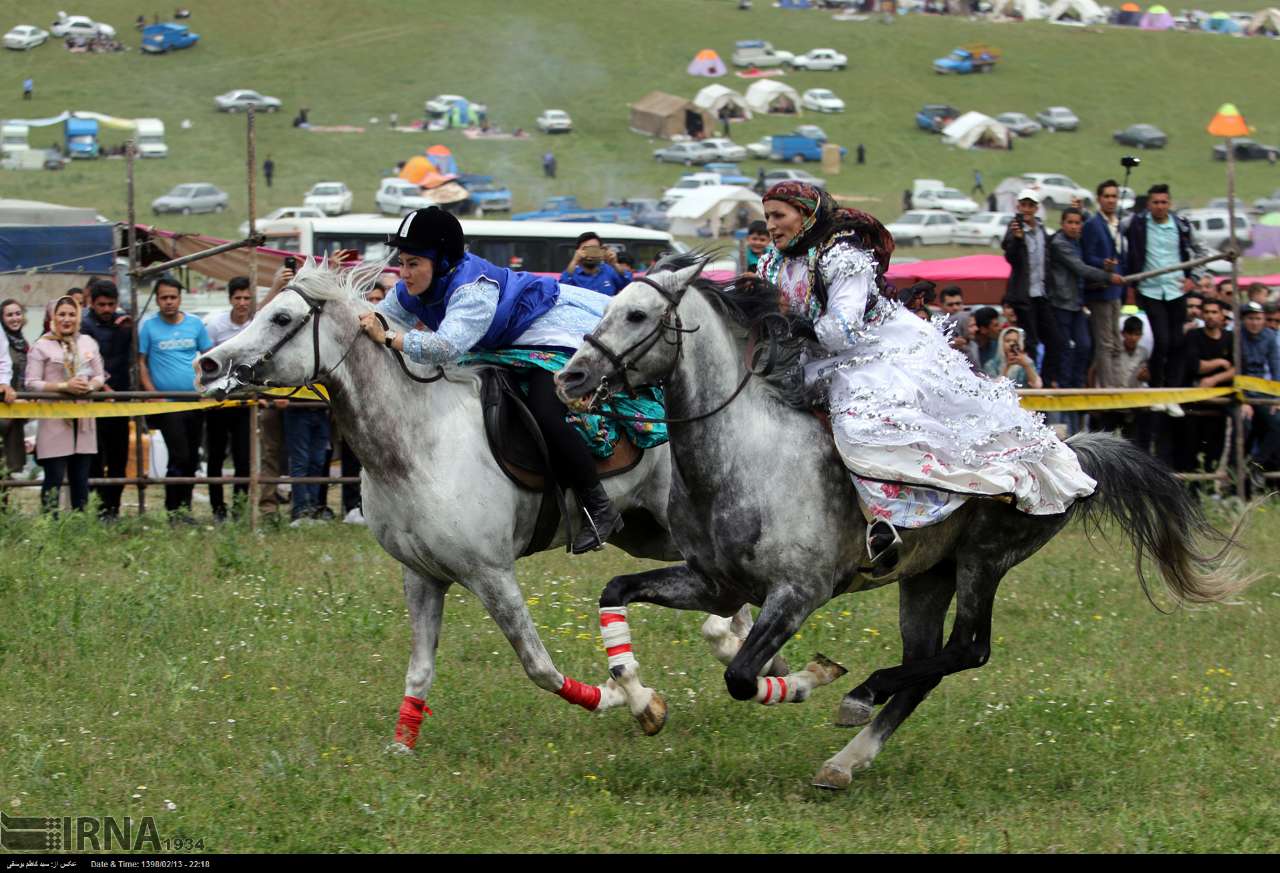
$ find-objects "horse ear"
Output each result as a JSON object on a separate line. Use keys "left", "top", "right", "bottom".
{"left": 657, "top": 261, "right": 706, "bottom": 298}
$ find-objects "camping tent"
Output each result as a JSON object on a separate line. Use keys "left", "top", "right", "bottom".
{"left": 1246, "top": 7, "right": 1280, "bottom": 35}
{"left": 1115, "top": 2, "right": 1141, "bottom": 25}
{"left": 941, "top": 112, "right": 1011, "bottom": 150}
{"left": 1045, "top": 0, "right": 1104, "bottom": 23}
{"left": 665, "top": 185, "right": 763, "bottom": 237}
{"left": 425, "top": 144, "right": 458, "bottom": 176}
{"left": 1140, "top": 5, "right": 1174, "bottom": 29}
{"left": 693, "top": 84, "right": 752, "bottom": 120}
{"left": 993, "top": 176, "right": 1030, "bottom": 213}
{"left": 744, "top": 80, "right": 802, "bottom": 115}
{"left": 989, "top": 0, "right": 1044, "bottom": 19}
{"left": 687, "top": 49, "right": 726, "bottom": 77}
{"left": 779, "top": 0, "right": 812, "bottom": 8}
{"left": 628, "top": 91, "right": 717, "bottom": 139}
{"left": 400, "top": 150, "right": 459, "bottom": 188}
{"left": 1203, "top": 10, "right": 1242, "bottom": 33}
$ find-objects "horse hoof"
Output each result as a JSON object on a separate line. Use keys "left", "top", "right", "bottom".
{"left": 806, "top": 653, "right": 849, "bottom": 686}
{"left": 835, "top": 696, "right": 873, "bottom": 728}
{"left": 385, "top": 741, "right": 413, "bottom": 756}
{"left": 812, "top": 762, "right": 852, "bottom": 791}
{"left": 636, "top": 692, "right": 668, "bottom": 736}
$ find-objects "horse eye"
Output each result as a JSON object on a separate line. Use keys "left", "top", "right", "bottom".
{"left": 626, "top": 310, "right": 648, "bottom": 324}
{"left": 272, "top": 313, "right": 291, "bottom": 327}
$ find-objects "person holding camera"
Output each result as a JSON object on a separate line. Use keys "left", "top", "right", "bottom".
{"left": 559, "top": 232, "right": 632, "bottom": 296}
{"left": 1002, "top": 189, "right": 1063, "bottom": 388}
{"left": 983, "top": 327, "right": 1043, "bottom": 389}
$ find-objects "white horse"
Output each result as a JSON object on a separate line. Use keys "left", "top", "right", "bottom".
{"left": 196, "top": 259, "right": 709, "bottom": 747}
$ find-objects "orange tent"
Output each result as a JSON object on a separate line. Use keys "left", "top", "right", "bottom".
{"left": 398, "top": 155, "right": 434, "bottom": 184}
{"left": 1121, "top": 2, "right": 1139, "bottom": 10}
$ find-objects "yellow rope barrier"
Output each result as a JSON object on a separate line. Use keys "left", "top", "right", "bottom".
{"left": 0, "top": 386, "right": 328, "bottom": 419}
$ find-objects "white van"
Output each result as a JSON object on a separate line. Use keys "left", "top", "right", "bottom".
{"left": 1180, "top": 209, "right": 1252, "bottom": 252}
{"left": 134, "top": 118, "right": 167, "bottom": 158}
{"left": 1, "top": 123, "right": 30, "bottom": 157}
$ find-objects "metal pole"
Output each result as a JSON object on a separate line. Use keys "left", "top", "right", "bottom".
{"left": 247, "top": 105, "right": 258, "bottom": 312}
{"left": 126, "top": 138, "right": 147, "bottom": 517}
{"left": 249, "top": 396, "right": 260, "bottom": 530}
{"left": 132, "top": 234, "right": 265, "bottom": 282}
{"left": 1226, "top": 138, "right": 1246, "bottom": 501}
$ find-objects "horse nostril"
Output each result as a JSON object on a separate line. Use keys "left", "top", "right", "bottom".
{"left": 558, "top": 368, "right": 585, "bottom": 388}
{"left": 199, "top": 357, "right": 220, "bottom": 375}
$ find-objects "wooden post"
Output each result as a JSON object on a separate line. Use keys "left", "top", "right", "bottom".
{"left": 247, "top": 105, "right": 258, "bottom": 310}
{"left": 126, "top": 139, "right": 147, "bottom": 517}
{"left": 248, "top": 395, "right": 260, "bottom": 530}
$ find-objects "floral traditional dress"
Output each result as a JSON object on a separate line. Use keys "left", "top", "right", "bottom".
{"left": 758, "top": 239, "right": 1096, "bottom": 527}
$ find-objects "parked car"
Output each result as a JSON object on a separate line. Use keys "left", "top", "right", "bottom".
{"left": 238, "top": 206, "right": 326, "bottom": 238}
{"left": 702, "top": 163, "right": 753, "bottom": 186}
{"left": 916, "top": 104, "right": 960, "bottom": 133}
{"left": 50, "top": 14, "right": 115, "bottom": 39}
{"left": 953, "top": 212, "right": 1016, "bottom": 247}
{"left": 1205, "top": 197, "right": 1250, "bottom": 214}
{"left": 759, "top": 168, "right": 826, "bottom": 190}
{"left": 731, "top": 39, "right": 793, "bottom": 68}
{"left": 789, "top": 48, "right": 848, "bottom": 70}
{"left": 886, "top": 210, "right": 960, "bottom": 246}
{"left": 1254, "top": 189, "right": 1280, "bottom": 213}
{"left": 653, "top": 142, "right": 717, "bottom": 165}
{"left": 1113, "top": 124, "right": 1167, "bottom": 149}
{"left": 663, "top": 173, "right": 724, "bottom": 203}
{"left": 511, "top": 196, "right": 633, "bottom": 224}
{"left": 4, "top": 25, "right": 50, "bottom": 50}
{"left": 793, "top": 124, "right": 828, "bottom": 142}
{"left": 375, "top": 178, "right": 435, "bottom": 215}
{"left": 746, "top": 137, "right": 773, "bottom": 160}
{"left": 912, "top": 187, "right": 980, "bottom": 216}
{"left": 698, "top": 138, "right": 748, "bottom": 162}
{"left": 932, "top": 44, "right": 1000, "bottom": 75}
{"left": 1019, "top": 173, "right": 1094, "bottom": 209}
{"left": 424, "top": 94, "right": 487, "bottom": 116}
{"left": 214, "top": 89, "right": 281, "bottom": 112}
{"left": 151, "top": 183, "right": 228, "bottom": 215}
{"left": 1213, "top": 139, "right": 1280, "bottom": 162}
{"left": 303, "top": 182, "right": 353, "bottom": 216}
{"left": 141, "top": 22, "right": 199, "bottom": 53}
{"left": 1035, "top": 106, "right": 1079, "bottom": 131}
{"left": 995, "top": 112, "right": 1041, "bottom": 137}
{"left": 457, "top": 174, "right": 512, "bottom": 213}
{"left": 536, "top": 109, "right": 573, "bottom": 134}
{"left": 801, "top": 89, "right": 845, "bottom": 113}
{"left": 1180, "top": 209, "right": 1253, "bottom": 251}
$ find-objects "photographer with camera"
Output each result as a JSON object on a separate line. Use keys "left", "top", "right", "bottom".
{"left": 1002, "top": 189, "right": 1063, "bottom": 388}
{"left": 560, "top": 232, "right": 632, "bottom": 296}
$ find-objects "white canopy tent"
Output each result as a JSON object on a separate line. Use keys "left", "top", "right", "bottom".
{"left": 989, "top": 0, "right": 1045, "bottom": 19}
{"left": 1045, "top": 0, "right": 1105, "bottom": 22}
{"left": 1246, "top": 7, "right": 1280, "bottom": 35}
{"left": 744, "top": 80, "right": 802, "bottom": 116}
{"left": 693, "top": 84, "right": 752, "bottom": 120}
{"left": 941, "top": 112, "right": 1012, "bottom": 150}
{"left": 665, "top": 185, "right": 763, "bottom": 238}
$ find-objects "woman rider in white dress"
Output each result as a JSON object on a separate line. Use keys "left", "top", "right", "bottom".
{"left": 753, "top": 182, "right": 1096, "bottom": 572}
{"left": 357, "top": 207, "right": 623, "bottom": 553}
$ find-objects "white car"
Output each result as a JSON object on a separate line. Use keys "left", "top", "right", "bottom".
{"left": 536, "top": 109, "right": 572, "bottom": 133}
{"left": 214, "top": 90, "right": 282, "bottom": 112}
{"left": 759, "top": 168, "right": 826, "bottom": 189}
{"left": 953, "top": 212, "right": 1016, "bottom": 247}
{"left": 375, "top": 178, "right": 435, "bottom": 215}
{"left": 699, "top": 138, "right": 748, "bottom": 162}
{"left": 746, "top": 137, "right": 774, "bottom": 160}
{"left": 5, "top": 25, "right": 50, "bottom": 50}
{"left": 886, "top": 210, "right": 960, "bottom": 246}
{"left": 1180, "top": 209, "right": 1252, "bottom": 252}
{"left": 912, "top": 187, "right": 980, "bottom": 216}
{"left": 238, "top": 206, "right": 326, "bottom": 238}
{"left": 303, "top": 182, "right": 353, "bottom": 216}
{"left": 50, "top": 14, "right": 115, "bottom": 39}
{"left": 801, "top": 89, "right": 845, "bottom": 113}
{"left": 663, "top": 173, "right": 723, "bottom": 203}
{"left": 424, "top": 94, "right": 487, "bottom": 116}
{"left": 1019, "top": 173, "right": 1094, "bottom": 209}
{"left": 789, "top": 48, "right": 847, "bottom": 71}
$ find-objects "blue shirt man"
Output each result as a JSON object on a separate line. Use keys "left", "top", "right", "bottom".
{"left": 139, "top": 279, "right": 212, "bottom": 392}
{"left": 559, "top": 231, "right": 632, "bottom": 296}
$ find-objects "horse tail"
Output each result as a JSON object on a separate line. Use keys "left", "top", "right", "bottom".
{"left": 1066, "top": 431, "right": 1257, "bottom": 605}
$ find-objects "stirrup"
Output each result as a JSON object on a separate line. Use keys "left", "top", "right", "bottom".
{"left": 866, "top": 520, "right": 902, "bottom": 568}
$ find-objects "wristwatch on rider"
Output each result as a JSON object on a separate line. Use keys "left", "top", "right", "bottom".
{"left": 384, "top": 330, "right": 398, "bottom": 349}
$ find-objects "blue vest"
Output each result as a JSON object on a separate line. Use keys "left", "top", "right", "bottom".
{"left": 394, "top": 253, "right": 560, "bottom": 350}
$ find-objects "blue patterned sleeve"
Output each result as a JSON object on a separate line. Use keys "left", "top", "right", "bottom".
{"left": 375, "top": 292, "right": 418, "bottom": 331}
{"left": 400, "top": 279, "right": 499, "bottom": 365}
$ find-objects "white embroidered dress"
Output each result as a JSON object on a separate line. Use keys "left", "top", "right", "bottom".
{"left": 760, "top": 242, "right": 1096, "bottom": 527}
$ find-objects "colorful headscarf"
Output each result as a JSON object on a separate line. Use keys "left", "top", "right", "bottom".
{"left": 42, "top": 296, "right": 83, "bottom": 379}
{"left": 762, "top": 181, "right": 895, "bottom": 278}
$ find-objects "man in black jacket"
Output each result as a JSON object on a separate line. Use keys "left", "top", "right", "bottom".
{"left": 80, "top": 279, "right": 134, "bottom": 519}
{"left": 1002, "top": 188, "right": 1063, "bottom": 386}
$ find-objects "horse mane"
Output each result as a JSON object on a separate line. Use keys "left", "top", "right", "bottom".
{"left": 291, "top": 254, "right": 391, "bottom": 305}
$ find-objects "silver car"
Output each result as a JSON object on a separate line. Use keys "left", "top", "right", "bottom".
{"left": 1035, "top": 106, "right": 1079, "bottom": 132}
{"left": 653, "top": 142, "right": 717, "bottom": 166}
{"left": 995, "top": 112, "right": 1042, "bottom": 137}
{"left": 151, "top": 183, "right": 229, "bottom": 215}
{"left": 214, "top": 89, "right": 282, "bottom": 113}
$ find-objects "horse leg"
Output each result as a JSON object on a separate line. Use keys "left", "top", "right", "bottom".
{"left": 599, "top": 564, "right": 748, "bottom": 736}
{"left": 390, "top": 567, "right": 451, "bottom": 753}
{"left": 815, "top": 569, "right": 955, "bottom": 789}
{"left": 470, "top": 570, "right": 633, "bottom": 723}
{"left": 701, "top": 605, "right": 790, "bottom": 676}
{"left": 723, "top": 587, "right": 847, "bottom": 706}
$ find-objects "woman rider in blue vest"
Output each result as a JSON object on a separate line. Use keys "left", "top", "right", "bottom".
{"left": 357, "top": 207, "right": 623, "bottom": 553}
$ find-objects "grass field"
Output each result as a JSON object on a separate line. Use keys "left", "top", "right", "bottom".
{"left": 1, "top": 507, "right": 1276, "bottom": 853}
{"left": 3, "top": 1, "right": 1280, "bottom": 273}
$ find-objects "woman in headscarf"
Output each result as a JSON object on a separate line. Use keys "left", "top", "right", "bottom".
{"left": 985, "top": 326, "right": 1043, "bottom": 389}
{"left": 356, "top": 207, "right": 625, "bottom": 553}
{"left": 0, "top": 299, "right": 29, "bottom": 479}
{"left": 754, "top": 182, "right": 1095, "bottom": 573}
{"left": 25, "top": 296, "right": 106, "bottom": 511}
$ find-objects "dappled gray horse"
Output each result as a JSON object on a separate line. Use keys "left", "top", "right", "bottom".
{"left": 196, "top": 259, "right": 696, "bottom": 747}
{"left": 555, "top": 255, "right": 1251, "bottom": 789}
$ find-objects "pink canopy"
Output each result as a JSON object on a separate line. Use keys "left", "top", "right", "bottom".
{"left": 886, "top": 254, "right": 1010, "bottom": 283}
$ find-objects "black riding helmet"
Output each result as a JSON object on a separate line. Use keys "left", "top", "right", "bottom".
{"left": 384, "top": 206, "right": 466, "bottom": 263}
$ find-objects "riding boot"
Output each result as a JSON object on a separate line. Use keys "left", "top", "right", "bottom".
{"left": 866, "top": 519, "right": 901, "bottom": 575}
{"left": 571, "top": 484, "right": 625, "bottom": 554}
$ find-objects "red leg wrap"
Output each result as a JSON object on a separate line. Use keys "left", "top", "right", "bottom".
{"left": 394, "top": 695, "right": 432, "bottom": 748}
{"left": 557, "top": 676, "right": 602, "bottom": 711}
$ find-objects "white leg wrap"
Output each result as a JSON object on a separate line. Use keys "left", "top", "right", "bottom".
{"left": 600, "top": 606, "right": 638, "bottom": 672}
{"left": 595, "top": 678, "right": 628, "bottom": 712}
{"left": 701, "top": 615, "right": 741, "bottom": 666}
{"left": 754, "top": 674, "right": 812, "bottom": 705}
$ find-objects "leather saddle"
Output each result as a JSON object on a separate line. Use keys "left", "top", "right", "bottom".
{"left": 479, "top": 367, "right": 644, "bottom": 555}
